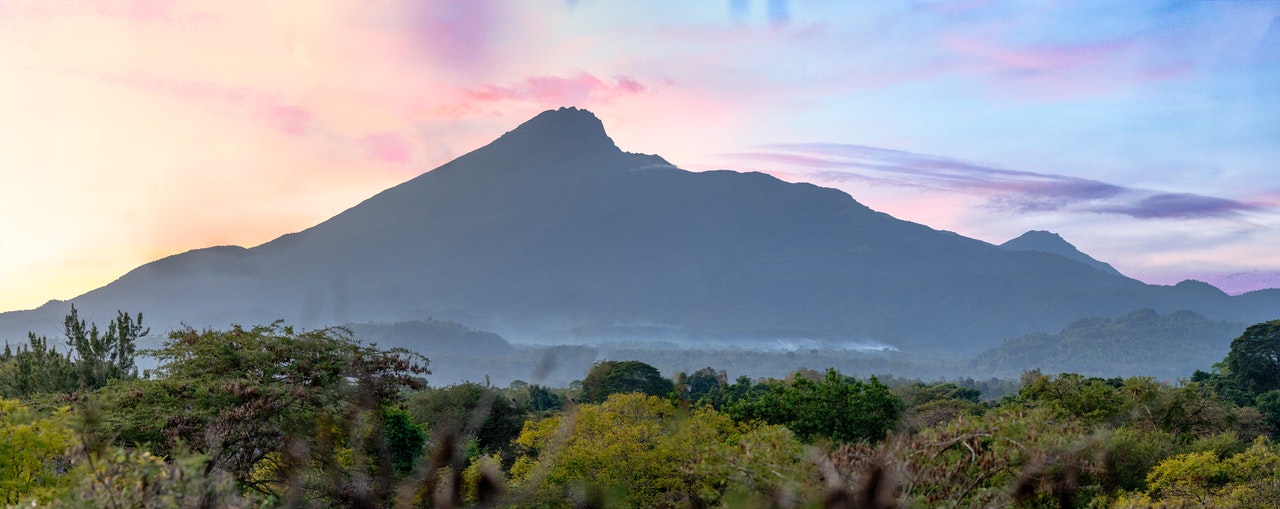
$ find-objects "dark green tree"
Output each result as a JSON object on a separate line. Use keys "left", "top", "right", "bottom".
{"left": 93, "top": 322, "right": 428, "bottom": 502}
{"left": 526, "top": 384, "right": 562, "bottom": 412}
{"left": 404, "top": 382, "right": 528, "bottom": 456}
{"left": 581, "top": 360, "right": 673, "bottom": 403}
{"left": 376, "top": 405, "right": 426, "bottom": 476}
{"left": 676, "top": 366, "right": 726, "bottom": 402}
{"left": 0, "top": 306, "right": 144, "bottom": 399}
{"left": 727, "top": 368, "right": 903, "bottom": 443}
{"left": 1225, "top": 320, "right": 1280, "bottom": 398}
{"left": 0, "top": 334, "right": 77, "bottom": 399}
{"left": 63, "top": 305, "right": 146, "bottom": 390}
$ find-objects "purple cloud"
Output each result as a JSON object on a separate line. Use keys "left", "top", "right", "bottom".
{"left": 729, "top": 143, "right": 1261, "bottom": 220}
{"left": 1097, "top": 193, "right": 1261, "bottom": 219}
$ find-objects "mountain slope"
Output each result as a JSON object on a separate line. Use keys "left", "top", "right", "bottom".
{"left": 972, "top": 309, "right": 1243, "bottom": 380}
{"left": 2, "top": 107, "right": 1276, "bottom": 354}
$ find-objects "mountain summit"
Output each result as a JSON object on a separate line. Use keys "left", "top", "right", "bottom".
{"left": 2, "top": 108, "right": 1275, "bottom": 353}
{"left": 496, "top": 106, "right": 617, "bottom": 151}
{"left": 999, "top": 230, "right": 1124, "bottom": 277}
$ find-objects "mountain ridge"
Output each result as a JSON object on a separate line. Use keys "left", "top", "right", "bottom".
{"left": 2, "top": 108, "right": 1275, "bottom": 355}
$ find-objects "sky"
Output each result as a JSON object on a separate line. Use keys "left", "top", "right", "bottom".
{"left": 1, "top": 0, "right": 1279, "bottom": 312}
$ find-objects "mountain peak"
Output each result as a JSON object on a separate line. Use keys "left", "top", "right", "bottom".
{"left": 1000, "top": 230, "right": 1124, "bottom": 277}
{"left": 491, "top": 107, "right": 619, "bottom": 154}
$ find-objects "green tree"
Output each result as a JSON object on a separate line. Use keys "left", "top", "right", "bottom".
{"left": 727, "top": 368, "right": 903, "bottom": 443}
{"left": 0, "top": 334, "right": 77, "bottom": 399}
{"left": 404, "top": 382, "right": 528, "bottom": 457}
{"left": 0, "top": 306, "right": 145, "bottom": 400}
{"left": 0, "top": 399, "right": 75, "bottom": 505}
{"left": 526, "top": 384, "right": 563, "bottom": 412}
{"left": 376, "top": 405, "right": 426, "bottom": 477}
{"left": 93, "top": 322, "right": 428, "bottom": 503}
{"left": 62, "top": 305, "right": 146, "bottom": 391}
{"left": 676, "top": 366, "right": 726, "bottom": 402}
{"left": 580, "top": 360, "right": 673, "bottom": 403}
{"left": 1225, "top": 320, "right": 1280, "bottom": 399}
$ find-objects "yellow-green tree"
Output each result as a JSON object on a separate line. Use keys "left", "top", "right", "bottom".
{"left": 508, "top": 393, "right": 819, "bottom": 507}
{"left": 0, "top": 399, "right": 75, "bottom": 505}
{"left": 1129, "top": 436, "right": 1280, "bottom": 508}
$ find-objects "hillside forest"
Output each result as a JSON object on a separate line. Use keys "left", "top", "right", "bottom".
{"left": 2, "top": 308, "right": 1280, "bottom": 508}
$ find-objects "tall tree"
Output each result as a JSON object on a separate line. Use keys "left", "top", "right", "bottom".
{"left": 1225, "top": 320, "right": 1280, "bottom": 398}
{"left": 63, "top": 305, "right": 146, "bottom": 390}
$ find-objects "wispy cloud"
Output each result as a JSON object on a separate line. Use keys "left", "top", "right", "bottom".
{"left": 730, "top": 143, "right": 1262, "bottom": 220}
{"left": 433, "top": 72, "right": 652, "bottom": 119}
{"left": 464, "top": 73, "right": 647, "bottom": 104}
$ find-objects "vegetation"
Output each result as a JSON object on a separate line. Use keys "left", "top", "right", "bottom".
{"left": 1, "top": 310, "right": 1278, "bottom": 507}
{"left": 973, "top": 309, "right": 1242, "bottom": 380}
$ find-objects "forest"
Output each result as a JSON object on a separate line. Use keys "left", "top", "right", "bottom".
{"left": 2, "top": 307, "right": 1279, "bottom": 508}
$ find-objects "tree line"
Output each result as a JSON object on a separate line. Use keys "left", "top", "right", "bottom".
{"left": 2, "top": 310, "right": 1279, "bottom": 507}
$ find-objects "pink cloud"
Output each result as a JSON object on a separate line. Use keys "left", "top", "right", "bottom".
{"left": 362, "top": 133, "right": 414, "bottom": 165}
{"left": 91, "top": 71, "right": 314, "bottom": 136}
{"left": 466, "top": 72, "right": 649, "bottom": 104}
{"left": 429, "top": 72, "right": 652, "bottom": 120}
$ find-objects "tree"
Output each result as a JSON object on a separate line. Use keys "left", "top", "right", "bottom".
{"left": 0, "top": 307, "right": 145, "bottom": 400}
{"left": 0, "top": 334, "right": 77, "bottom": 399}
{"left": 508, "top": 393, "right": 818, "bottom": 507}
{"left": 1225, "top": 320, "right": 1280, "bottom": 399}
{"left": 403, "top": 382, "right": 528, "bottom": 456}
{"left": 526, "top": 384, "right": 563, "bottom": 412}
{"left": 676, "top": 366, "right": 726, "bottom": 402}
{"left": 0, "top": 399, "right": 75, "bottom": 505}
{"left": 93, "top": 322, "right": 428, "bottom": 503}
{"left": 727, "top": 368, "right": 903, "bottom": 443}
{"left": 62, "top": 305, "right": 146, "bottom": 391}
{"left": 580, "top": 360, "right": 673, "bottom": 403}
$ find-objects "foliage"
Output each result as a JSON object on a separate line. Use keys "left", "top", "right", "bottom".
{"left": 53, "top": 447, "right": 253, "bottom": 509}
{"left": 893, "top": 381, "right": 985, "bottom": 432}
{"left": 0, "top": 334, "right": 78, "bottom": 400}
{"left": 1224, "top": 319, "right": 1280, "bottom": 399}
{"left": 580, "top": 360, "right": 674, "bottom": 403}
{"left": 378, "top": 405, "right": 427, "bottom": 477}
{"left": 63, "top": 306, "right": 147, "bottom": 392}
{"left": 526, "top": 384, "right": 563, "bottom": 412}
{"left": 404, "top": 382, "right": 528, "bottom": 457}
{"left": 829, "top": 404, "right": 1104, "bottom": 508}
{"left": 92, "top": 322, "right": 428, "bottom": 504}
{"left": 0, "top": 306, "right": 145, "bottom": 400}
{"left": 1134, "top": 436, "right": 1280, "bottom": 507}
{"left": 508, "top": 393, "right": 818, "bottom": 507}
{"left": 726, "top": 368, "right": 903, "bottom": 443}
{"left": 675, "top": 366, "right": 726, "bottom": 402}
{"left": 0, "top": 399, "right": 75, "bottom": 505}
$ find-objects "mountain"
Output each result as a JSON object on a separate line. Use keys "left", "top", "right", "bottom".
{"left": 971, "top": 309, "right": 1243, "bottom": 380}
{"left": 999, "top": 230, "right": 1124, "bottom": 277}
{"left": 2, "top": 107, "right": 1277, "bottom": 354}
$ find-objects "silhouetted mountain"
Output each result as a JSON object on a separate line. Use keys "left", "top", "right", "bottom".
{"left": 2, "top": 107, "right": 1277, "bottom": 355}
{"left": 999, "top": 230, "right": 1123, "bottom": 277}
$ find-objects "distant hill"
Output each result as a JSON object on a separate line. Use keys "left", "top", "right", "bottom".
{"left": 344, "top": 319, "right": 513, "bottom": 356}
{"left": 2, "top": 107, "right": 1277, "bottom": 355}
{"left": 999, "top": 230, "right": 1124, "bottom": 277}
{"left": 971, "top": 309, "right": 1243, "bottom": 380}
